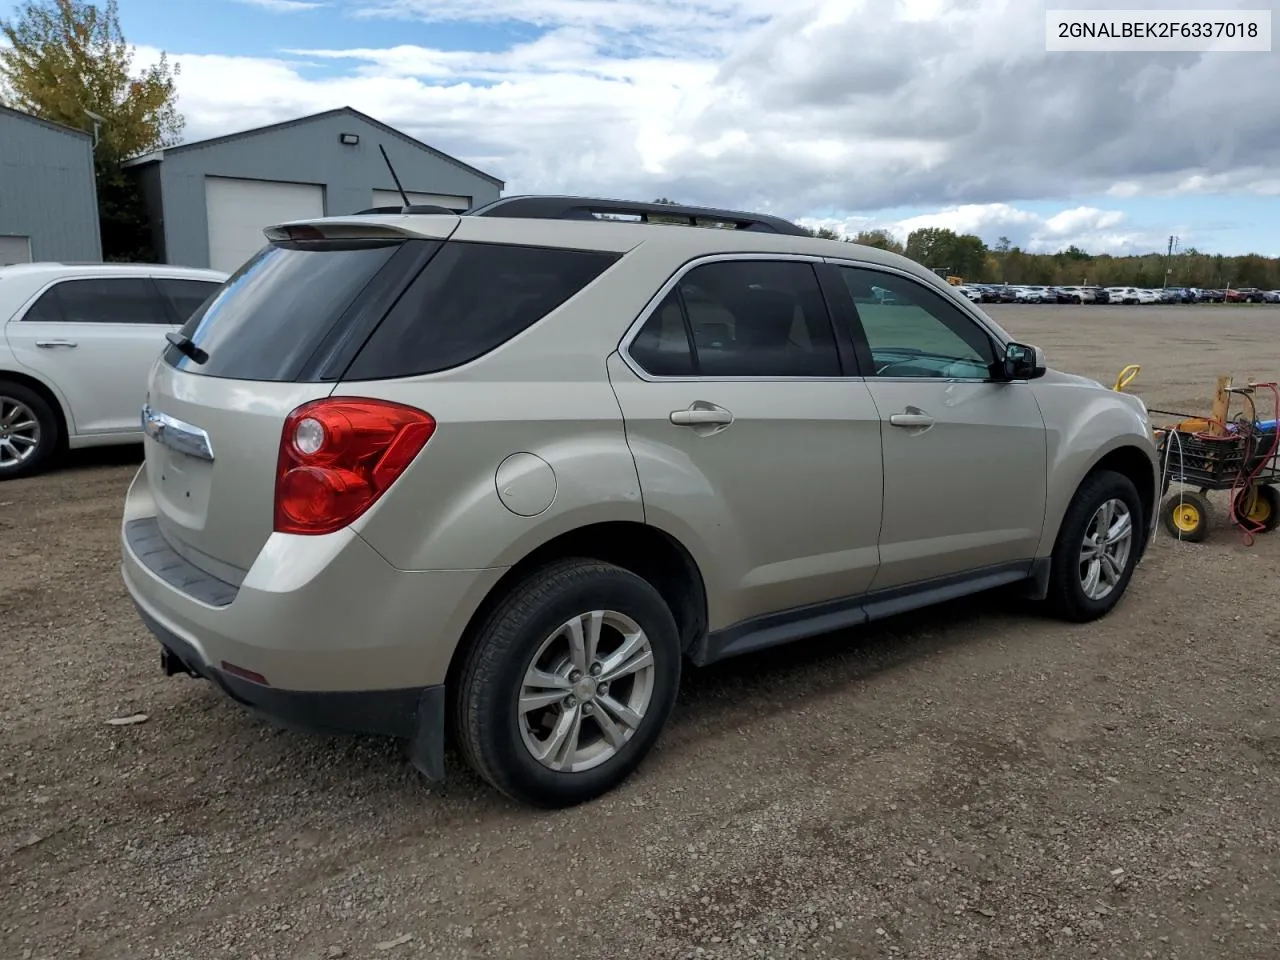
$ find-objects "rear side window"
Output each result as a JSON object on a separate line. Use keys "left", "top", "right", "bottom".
{"left": 157, "top": 278, "right": 222, "bottom": 323}
{"left": 22, "top": 286, "right": 62, "bottom": 322}
{"left": 166, "top": 241, "right": 400, "bottom": 381}
{"left": 24, "top": 277, "right": 167, "bottom": 324}
{"left": 627, "top": 260, "right": 842, "bottom": 378}
{"left": 344, "top": 242, "right": 620, "bottom": 380}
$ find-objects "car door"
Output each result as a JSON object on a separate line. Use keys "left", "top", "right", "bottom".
{"left": 5, "top": 275, "right": 176, "bottom": 437}
{"left": 608, "top": 256, "right": 884, "bottom": 631}
{"left": 831, "top": 262, "right": 1048, "bottom": 591}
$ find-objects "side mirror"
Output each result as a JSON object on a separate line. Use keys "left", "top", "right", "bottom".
{"left": 1001, "top": 341, "right": 1046, "bottom": 381}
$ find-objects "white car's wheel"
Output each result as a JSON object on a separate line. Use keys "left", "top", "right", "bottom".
{"left": 0, "top": 381, "right": 59, "bottom": 480}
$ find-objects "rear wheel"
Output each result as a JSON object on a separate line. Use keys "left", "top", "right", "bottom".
{"left": 0, "top": 381, "right": 59, "bottom": 481}
{"left": 454, "top": 559, "right": 681, "bottom": 807}
{"left": 1046, "top": 470, "right": 1143, "bottom": 622}
{"left": 1234, "top": 485, "right": 1279, "bottom": 533}
{"left": 1162, "top": 490, "right": 1211, "bottom": 542}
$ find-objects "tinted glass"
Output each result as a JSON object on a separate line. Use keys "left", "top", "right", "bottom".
{"left": 22, "top": 286, "right": 62, "bottom": 322}
{"left": 38, "top": 278, "right": 165, "bottom": 324}
{"left": 345, "top": 241, "right": 620, "bottom": 380}
{"left": 628, "top": 290, "right": 695, "bottom": 376}
{"left": 158, "top": 278, "right": 222, "bottom": 324}
{"left": 639, "top": 260, "right": 840, "bottom": 378}
{"left": 167, "top": 241, "right": 400, "bottom": 381}
{"left": 840, "top": 267, "right": 995, "bottom": 379}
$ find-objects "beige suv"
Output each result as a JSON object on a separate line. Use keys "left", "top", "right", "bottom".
{"left": 120, "top": 196, "right": 1159, "bottom": 807}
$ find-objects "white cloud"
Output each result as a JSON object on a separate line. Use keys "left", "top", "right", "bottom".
{"left": 133, "top": 0, "right": 1279, "bottom": 251}
{"left": 235, "top": 0, "right": 327, "bottom": 11}
{"left": 802, "top": 202, "right": 1179, "bottom": 255}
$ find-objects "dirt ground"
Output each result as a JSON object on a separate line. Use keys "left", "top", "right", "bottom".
{"left": 3, "top": 304, "right": 1280, "bottom": 960}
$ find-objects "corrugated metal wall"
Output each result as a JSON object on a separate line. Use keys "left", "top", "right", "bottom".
{"left": 0, "top": 108, "right": 102, "bottom": 262}
{"left": 141, "top": 111, "right": 503, "bottom": 269}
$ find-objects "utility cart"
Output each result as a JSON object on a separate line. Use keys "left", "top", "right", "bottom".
{"left": 1114, "top": 367, "right": 1280, "bottom": 542}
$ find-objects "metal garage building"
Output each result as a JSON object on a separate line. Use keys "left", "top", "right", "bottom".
{"left": 0, "top": 105, "right": 103, "bottom": 265}
{"left": 125, "top": 106, "right": 505, "bottom": 273}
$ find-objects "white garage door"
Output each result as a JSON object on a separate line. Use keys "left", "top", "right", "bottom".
{"left": 205, "top": 177, "right": 325, "bottom": 274}
{"left": 371, "top": 189, "right": 470, "bottom": 212}
{"left": 0, "top": 235, "right": 32, "bottom": 266}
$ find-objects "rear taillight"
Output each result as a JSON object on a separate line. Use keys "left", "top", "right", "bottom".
{"left": 274, "top": 398, "right": 436, "bottom": 536}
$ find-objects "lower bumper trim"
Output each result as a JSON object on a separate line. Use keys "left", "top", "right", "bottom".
{"left": 131, "top": 600, "right": 447, "bottom": 781}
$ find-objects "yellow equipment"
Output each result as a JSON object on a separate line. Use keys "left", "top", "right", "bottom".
{"left": 1115, "top": 364, "right": 1280, "bottom": 542}
{"left": 1112, "top": 364, "right": 1140, "bottom": 392}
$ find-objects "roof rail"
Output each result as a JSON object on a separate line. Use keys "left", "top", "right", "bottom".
{"left": 466, "top": 195, "right": 810, "bottom": 237}
{"left": 354, "top": 204, "right": 458, "bottom": 215}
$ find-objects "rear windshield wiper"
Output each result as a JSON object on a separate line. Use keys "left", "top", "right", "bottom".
{"left": 166, "top": 332, "right": 209, "bottom": 365}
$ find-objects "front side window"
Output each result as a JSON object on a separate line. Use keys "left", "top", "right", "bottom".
{"left": 839, "top": 267, "right": 996, "bottom": 379}
{"left": 627, "top": 259, "right": 841, "bottom": 378}
{"left": 23, "top": 277, "right": 166, "bottom": 324}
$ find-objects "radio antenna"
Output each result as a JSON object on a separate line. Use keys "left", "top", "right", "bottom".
{"left": 378, "top": 144, "right": 411, "bottom": 210}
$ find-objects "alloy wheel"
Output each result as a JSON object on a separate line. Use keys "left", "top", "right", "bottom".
{"left": 0, "top": 396, "right": 41, "bottom": 468}
{"left": 518, "top": 610, "right": 656, "bottom": 773}
{"left": 1079, "top": 498, "right": 1134, "bottom": 600}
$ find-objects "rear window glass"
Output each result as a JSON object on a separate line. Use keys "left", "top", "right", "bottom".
{"left": 165, "top": 242, "right": 400, "bottom": 381}
{"left": 343, "top": 241, "right": 620, "bottom": 380}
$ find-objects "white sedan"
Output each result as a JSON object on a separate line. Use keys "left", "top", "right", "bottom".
{"left": 0, "top": 262, "right": 227, "bottom": 479}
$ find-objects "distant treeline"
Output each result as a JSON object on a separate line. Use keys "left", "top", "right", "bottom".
{"left": 801, "top": 224, "right": 1280, "bottom": 289}
{"left": 647, "top": 199, "right": 1279, "bottom": 288}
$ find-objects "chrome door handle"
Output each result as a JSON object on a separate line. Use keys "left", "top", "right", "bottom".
{"left": 35, "top": 339, "right": 78, "bottom": 348}
{"left": 889, "top": 412, "right": 934, "bottom": 428}
{"left": 670, "top": 404, "right": 734, "bottom": 426}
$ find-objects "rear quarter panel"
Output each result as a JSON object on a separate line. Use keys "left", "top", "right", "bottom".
{"left": 347, "top": 379, "right": 644, "bottom": 571}
{"left": 1032, "top": 372, "right": 1158, "bottom": 555}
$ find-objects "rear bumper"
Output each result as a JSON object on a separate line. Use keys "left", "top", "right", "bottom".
{"left": 137, "top": 601, "right": 447, "bottom": 779}
{"left": 119, "top": 467, "right": 508, "bottom": 777}
{"left": 120, "top": 469, "right": 504, "bottom": 690}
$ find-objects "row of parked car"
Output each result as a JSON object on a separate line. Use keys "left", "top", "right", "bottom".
{"left": 956, "top": 284, "right": 1280, "bottom": 305}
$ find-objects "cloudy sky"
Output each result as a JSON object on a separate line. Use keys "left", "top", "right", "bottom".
{"left": 6, "top": 0, "right": 1278, "bottom": 254}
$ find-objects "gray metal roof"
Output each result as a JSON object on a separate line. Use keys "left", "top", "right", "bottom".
{"left": 0, "top": 104, "right": 94, "bottom": 141}
{"left": 122, "top": 105, "right": 504, "bottom": 186}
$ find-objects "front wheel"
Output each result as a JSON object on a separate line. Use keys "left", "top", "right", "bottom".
{"left": 1162, "top": 490, "right": 1210, "bottom": 541}
{"left": 454, "top": 559, "right": 681, "bottom": 807}
{"left": 1045, "top": 470, "right": 1144, "bottom": 622}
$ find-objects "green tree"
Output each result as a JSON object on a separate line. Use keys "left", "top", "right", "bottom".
{"left": 904, "top": 227, "right": 988, "bottom": 279}
{"left": 852, "top": 229, "right": 903, "bottom": 254}
{"left": 903, "top": 226, "right": 953, "bottom": 268}
{"left": 0, "top": 0, "right": 184, "bottom": 260}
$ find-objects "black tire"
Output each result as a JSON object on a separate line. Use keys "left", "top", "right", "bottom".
{"left": 0, "top": 380, "right": 60, "bottom": 481}
{"left": 1161, "top": 490, "right": 1211, "bottom": 542}
{"left": 1046, "top": 470, "right": 1144, "bottom": 622}
{"left": 1234, "top": 484, "right": 1280, "bottom": 534}
{"left": 454, "top": 558, "right": 681, "bottom": 808}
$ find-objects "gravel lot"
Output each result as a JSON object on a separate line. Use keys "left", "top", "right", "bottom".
{"left": 3, "top": 304, "right": 1280, "bottom": 960}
